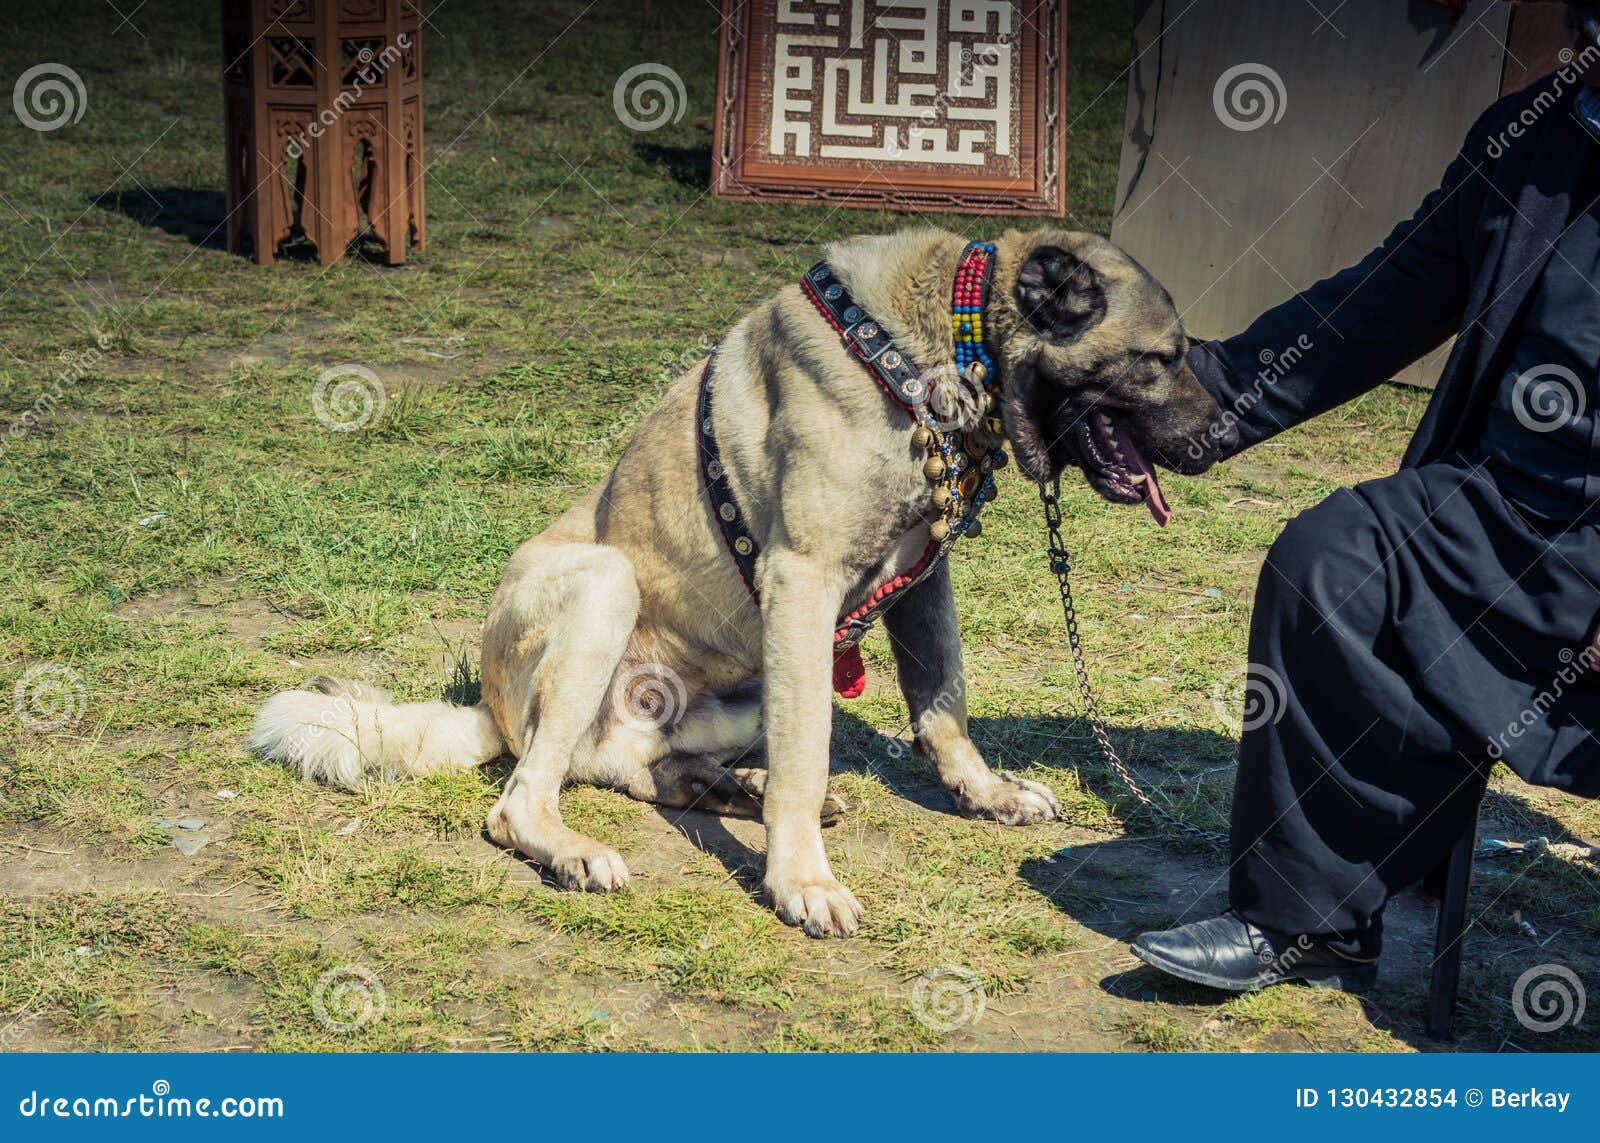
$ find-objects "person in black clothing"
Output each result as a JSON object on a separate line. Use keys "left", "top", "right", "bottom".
{"left": 1132, "top": 3, "right": 1600, "bottom": 992}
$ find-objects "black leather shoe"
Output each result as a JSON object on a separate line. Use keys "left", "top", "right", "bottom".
{"left": 1131, "top": 911, "right": 1379, "bottom": 993}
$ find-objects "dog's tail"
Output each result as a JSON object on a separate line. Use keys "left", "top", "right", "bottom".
{"left": 249, "top": 677, "right": 504, "bottom": 790}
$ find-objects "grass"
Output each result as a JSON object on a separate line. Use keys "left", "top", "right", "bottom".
{"left": 2, "top": 0, "right": 1598, "bottom": 1053}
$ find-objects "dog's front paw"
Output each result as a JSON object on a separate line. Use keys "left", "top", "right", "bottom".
{"left": 486, "top": 799, "right": 631, "bottom": 893}
{"left": 551, "top": 846, "right": 631, "bottom": 893}
{"left": 957, "top": 770, "right": 1060, "bottom": 825}
{"left": 765, "top": 873, "right": 863, "bottom": 938}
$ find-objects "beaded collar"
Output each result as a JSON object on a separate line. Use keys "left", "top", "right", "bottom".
{"left": 697, "top": 241, "right": 1010, "bottom": 697}
{"left": 932, "top": 240, "right": 1007, "bottom": 543}
{"left": 952, "top": 242, "right": 998, "bottom": 391}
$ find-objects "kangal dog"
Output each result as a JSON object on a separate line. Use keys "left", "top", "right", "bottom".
{"left": 252, "top": 227, "right": 1233, "bottom": 937}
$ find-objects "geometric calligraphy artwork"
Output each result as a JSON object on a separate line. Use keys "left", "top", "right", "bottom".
{"left": 713, "top": 0, "right": 1067, "bottom": 215}
{"left": 769, "top": 0, "right": 1018, "bottom": 170}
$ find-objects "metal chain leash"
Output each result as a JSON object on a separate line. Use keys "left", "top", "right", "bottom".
{"left": 1039, "top": 478, "right": 1229, "bottom": 848}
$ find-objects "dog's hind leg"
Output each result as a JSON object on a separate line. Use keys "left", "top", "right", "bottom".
{"left": 666, "top": 761, "right": 849, "bottom": 825}
{"left": 482, "top": 541, "right": 640, "bottom": 893}
{"left": 622, "top": 686, "right": 849, "bottom": 822}
{"left": 621, "top": 689, "right": 764, "bottom": 816}
{"left": 629, "top": 754, "right": 765, "bottom": 818}
{"left": 883, "top": 560, "right": 1059, "bottom": 825}
{"left": 664, "top": 686, "right": 765, "bottom": 759}
{"left": 627, "top": 745, "right": 850, "bottom": 825}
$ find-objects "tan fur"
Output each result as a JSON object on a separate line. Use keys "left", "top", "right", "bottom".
{"left": 250, "top": 227, "right": 1227, "bottom": 937}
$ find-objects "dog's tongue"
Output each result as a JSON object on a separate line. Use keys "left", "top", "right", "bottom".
{"left": 1108, "top": 423, "right": 1172, "bottom": 527}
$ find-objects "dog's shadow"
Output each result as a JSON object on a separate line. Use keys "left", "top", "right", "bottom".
{"left": 481, "top": 695, "right": 1591, "bottom": 1047}
{"left": 652, "top": 805, "right": 769, "bottom": 897}
{"left": 835, "top": 707, "right": 1241, "bottom": 824}
{"left": 834, "top": 707, "right": 1245, "bottom": 967}
{"left": 637, "top": 708, "right": 1243, "bottom": 903}
{"left": 476, "top": 751, "right": 774, "bottom": 895}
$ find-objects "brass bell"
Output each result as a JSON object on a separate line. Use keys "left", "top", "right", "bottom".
{"left": 923, "top": 455, "right": 947, "bottom": 481}
{"left": 984, "top": 391, "right": 998, "bottom": 413}
{"left": 985, "top": 417, "right": 1006, "bottom": 438}
{"left": 966, "top": 519, "right": 983, "bottom": 539}
{"left": 911, "top": 425, "right": 934, "bottom": 449}
{"left": 967, "top": 361, "right": 988, "bottom": 386}
{"left": 929, "top": 519, "right": 951, "bottom": 542}
{"left": 931, "top": 486, "right": 952, "bottom": 509}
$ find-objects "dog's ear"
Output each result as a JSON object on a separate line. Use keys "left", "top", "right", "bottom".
{"left": 999, "top": 356, "right": 1056, "bottom": 483}
{"left": 1014, "top": 245, "right": 1107, "bottom": 341}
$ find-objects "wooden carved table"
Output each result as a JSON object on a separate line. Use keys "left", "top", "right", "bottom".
{"left": 222, "top": 0, "right": 425, "bottom": 265}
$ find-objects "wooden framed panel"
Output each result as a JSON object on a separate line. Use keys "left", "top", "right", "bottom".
{"left": 712, "top": 0, "right": 1067, "bottom": 215}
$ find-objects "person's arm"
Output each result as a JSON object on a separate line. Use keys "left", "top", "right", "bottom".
{"left": 1186, "top": 135, "right": 1477, "bottom": 457}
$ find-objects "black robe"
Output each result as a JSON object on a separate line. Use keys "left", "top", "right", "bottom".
{"left": 1182, "top": 73, "right": 1600, "bottom": 939}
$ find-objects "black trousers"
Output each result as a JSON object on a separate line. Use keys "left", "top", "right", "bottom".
{"left": 1231, "top": 455, "right": 1600, "bottom": 947}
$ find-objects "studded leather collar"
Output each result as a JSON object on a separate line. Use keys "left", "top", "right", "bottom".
{"left": 799, "top": 262, "right": 932, "bottom": 412}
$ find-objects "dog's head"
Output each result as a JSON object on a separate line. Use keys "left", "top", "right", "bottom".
{"left": 990, "top": 229, "right": 1237, "bottom": 524}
